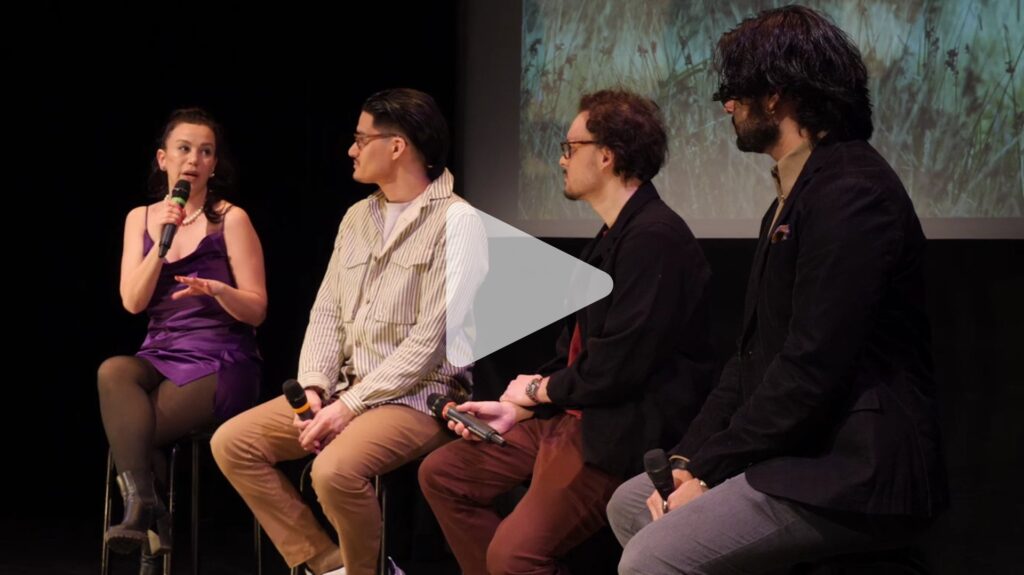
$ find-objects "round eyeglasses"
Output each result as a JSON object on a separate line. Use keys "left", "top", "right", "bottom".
{"left": 560, "top": 140, "right": 600, "bottom": 159}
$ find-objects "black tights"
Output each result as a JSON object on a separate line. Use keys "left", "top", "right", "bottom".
{"left": 97, "top": 356, "right": 218, "bottom": 482}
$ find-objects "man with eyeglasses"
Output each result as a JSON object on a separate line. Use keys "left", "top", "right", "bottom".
{"left": 418, "top": 89, "right": 714, "bottom": 575}
{"left": 212, "top": 88, "right": 486, "bottom": 575}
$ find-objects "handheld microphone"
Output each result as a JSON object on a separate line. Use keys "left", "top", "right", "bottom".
{"left": 158, "top": 179, "right": 191, "bottom": 258}
{"left": 427, "top": 393, "right": 506, "bottom": 446}
{"left": 644, "top": 449, "right": 675, "bottom": 508}
{"left": 283, "top": 379, "right": 314, "bottom": 421}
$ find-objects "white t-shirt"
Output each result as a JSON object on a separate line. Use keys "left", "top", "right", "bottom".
{"left": 382, "top": 200, "right": 413, "bottom": 242}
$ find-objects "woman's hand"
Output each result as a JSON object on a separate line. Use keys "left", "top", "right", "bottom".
{"left": 172, "top": 275, "right": 227, "bottom": 299}
{"left": 146, "top": 196, "right": 184, "bottom": 250}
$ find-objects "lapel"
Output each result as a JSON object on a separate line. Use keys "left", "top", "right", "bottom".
{"left": 575, "top": 182, "right": 660, "bottom": 336}
{"left": 585, "top": 181, "right": 660, "bottom": 270}
{"left": 739, "top": 138, "right": 839, "bottom": 345}
{"left": 739, "top": 205, "right": 776, "bottom": 343}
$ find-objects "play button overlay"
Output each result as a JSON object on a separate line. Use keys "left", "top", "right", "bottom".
{"left": 444, "top": 205, "right": 613, "bottom": 368}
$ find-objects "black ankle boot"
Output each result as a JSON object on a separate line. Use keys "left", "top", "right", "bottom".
{"left": 105, "top": 470, "right": 169, "bottom": 554}
{"left": 147, "top": 510, "right": 173, "bottom": 555}
{"left": 139, "top": 550, "right": 162, "bottom": 575}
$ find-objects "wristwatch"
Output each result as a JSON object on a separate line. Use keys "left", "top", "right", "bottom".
{"left": 525, "top": 377, "right": 542, "bottom": 403}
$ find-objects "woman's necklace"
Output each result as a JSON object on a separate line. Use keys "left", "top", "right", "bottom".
{"left": 181, "top": 207, "right": 205, "bottom": 226}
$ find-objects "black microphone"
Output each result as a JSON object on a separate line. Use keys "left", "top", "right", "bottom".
{"left": 158, "top": 179, "right": 191, "bottom": 258}
{"left": 283, "top": 379, "right": 314, "bottom": 421}
{"left": 427, "top": 393, "right": 506, "bottom": 446}
{"left": 644, "top": 449, "right": 675, "bottom": 508}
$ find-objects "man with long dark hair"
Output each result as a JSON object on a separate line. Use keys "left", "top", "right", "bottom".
{"left": 608, "top": 6, "right": 947, "bottom": 573}
{"left": 419, "top": 89, "right": 714, "bottom": 575}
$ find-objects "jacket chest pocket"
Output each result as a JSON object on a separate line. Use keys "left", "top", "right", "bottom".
{"left": 372, "top": 247, "right": 434, "bottom": 324}
{"left": 339, "top": 244, "right": 371, "bottom": 322}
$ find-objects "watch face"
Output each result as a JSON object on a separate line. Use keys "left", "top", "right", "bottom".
{"left": 526, "top": 379, "right": 540, "bottom": 401}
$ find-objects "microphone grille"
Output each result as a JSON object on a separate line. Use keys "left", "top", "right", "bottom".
{"left": 643, "top": 448, "right": 669, "bottom": 473}
{"left": 426, "top": 393, "right": 449, "bottom": 417}
{"left": 282, "top": 379, "right": 306, "bottom": 408}
{"left": 170, "top": 179, "right": 191, "bottom": 200}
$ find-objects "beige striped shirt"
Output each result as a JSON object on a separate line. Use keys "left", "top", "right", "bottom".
{"left": 297, "top": 169, "right": 487, "bottom": 416}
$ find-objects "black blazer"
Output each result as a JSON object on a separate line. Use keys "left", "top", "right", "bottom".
{"left": 540, "top": 183, "right": 715, "bottom": 479}
{"left": 673, "top": 138, "right": 948, "bottom": 517}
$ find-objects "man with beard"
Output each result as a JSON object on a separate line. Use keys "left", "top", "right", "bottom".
{"left": 607, "top": 6, "right": 947, "bottom": 574}
{"left": 419, "top": 89, "right": 714, "bottom": 575}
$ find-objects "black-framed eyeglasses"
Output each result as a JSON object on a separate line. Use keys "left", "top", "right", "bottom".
{"left": 353, "top": 132, "right": 399, "bottom": 150}
{"left": 712, "top": 83, "right": 747, "bottom": 104}
{"left": 560, "top": 140, "right": 600, "bottom": 159}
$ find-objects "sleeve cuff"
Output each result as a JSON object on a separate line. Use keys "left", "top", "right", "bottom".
{"left": 669, "top": 455, "right": 690, "bottom": 471}
{"left": 338, "top": 391, "right": 368, "bottom": 415}
{"left": 543, "top": 369, "right": 567, "bottom": 406}
{"left": 298, "top": 372, "right": 335, "bottom": 394}
{"left": 684, "top": 458, "right": 720, "bottom": 488}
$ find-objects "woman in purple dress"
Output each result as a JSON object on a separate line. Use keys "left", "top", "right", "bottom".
{"left": 98, "top": 108, "right": 266, "bottom": 563}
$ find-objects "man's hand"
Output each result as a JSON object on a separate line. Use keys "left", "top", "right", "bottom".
{"left": 500, "top": 374, "right": 546, "bottom": 406}
{"left": 646, "top": 469, "right": 707, "bottom": 520}
{"left": 298, "top": 400, "right": 356, "bottom": 452}
{"left": 446, "top": 401, "right": 522, "bottom": 440}
{"left": 291, "top": 389, "right": 324, "bottom": 430}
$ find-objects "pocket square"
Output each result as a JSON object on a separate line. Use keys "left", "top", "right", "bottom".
{"left": 770, "top": 224, "right": 791, "bottom": 244}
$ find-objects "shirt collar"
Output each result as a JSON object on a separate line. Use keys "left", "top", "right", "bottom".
{"left": 770, "top": 140, "right": 813, "bottom": 201}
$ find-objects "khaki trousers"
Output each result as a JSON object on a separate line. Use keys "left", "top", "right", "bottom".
{"left": 211, "top": 396, "right": 449, "bottom": 575}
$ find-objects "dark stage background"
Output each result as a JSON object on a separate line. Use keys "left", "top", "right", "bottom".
{"left": 6, "top": 2, "right": 1022, "bottom": 573}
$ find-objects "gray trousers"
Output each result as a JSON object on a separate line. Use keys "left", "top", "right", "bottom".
{"left": 607, "top": 472, "right": 922, "bottom": 575}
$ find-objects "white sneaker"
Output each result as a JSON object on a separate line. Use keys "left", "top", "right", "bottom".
{"left": 304, "top": 558, "right": 396, "bottom": 575}
{"left": 305, "top": 567, "right": 346, "bottom": 575}
{"left": 384, "top": 557, "right": 405, "bottom": 575}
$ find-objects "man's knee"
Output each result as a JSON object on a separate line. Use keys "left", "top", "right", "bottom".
{"left": 309, "top": 454, "right": 367, "bottom": 502}
{"left": 619, "top": 537, "right": 663, "bottom": 575}
{"left": 606, "top": 483, "right": 633, "bottom": 536}
{"left": 486, "top": 536, "right": 535, "bottom": 575}
{"left": 418, "top": 444, "right": 459, "bottom": 496}
{"left": 209, "top": 416, "right": 246, "bottom": 472}
{"left": 607, "top": 474, "right": 653, "bottom": 547}
{"left": 619, "top": 529, "right": 706, "bottom": 575}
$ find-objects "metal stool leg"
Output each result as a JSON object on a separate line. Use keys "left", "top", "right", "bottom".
{"left": 289, "top": 460, "right": 315, "bottom": 575}
{"left": 163, "top": 443, "right": 179, "bottom": 575}
{"left": 192, "top": 436, "right": 200, "bottom": 575}
{"left": 377, "top": 475, "right": 387, "bottom": 575}
{"left": 101, "top": 449, "right": 114, "bottom": 575}
{"left": 254, "top": 517, "right": 263, "bottom": 575}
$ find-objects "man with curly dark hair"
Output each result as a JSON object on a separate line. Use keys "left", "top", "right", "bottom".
{"left": 608, "top": 6, "right": 947, "bottom": 574}
{"left": 419, "top": 89, "right": 715, "bottom": 575}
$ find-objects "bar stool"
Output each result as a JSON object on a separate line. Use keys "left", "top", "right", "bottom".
{"left": 101, "top": 431, "right": 211, "bottom": 575}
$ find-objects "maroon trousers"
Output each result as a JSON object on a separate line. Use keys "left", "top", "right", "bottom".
{"left": 419, "top": 414, "right": 621, "bottom": 575}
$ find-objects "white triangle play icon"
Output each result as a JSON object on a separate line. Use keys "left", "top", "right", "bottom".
{"left": 444, "top": 206, "right": 613, "bottom": 367}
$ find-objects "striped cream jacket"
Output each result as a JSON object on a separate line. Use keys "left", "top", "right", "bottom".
{"left": 297, "top": 169, "right": 487, "bottom": 416}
